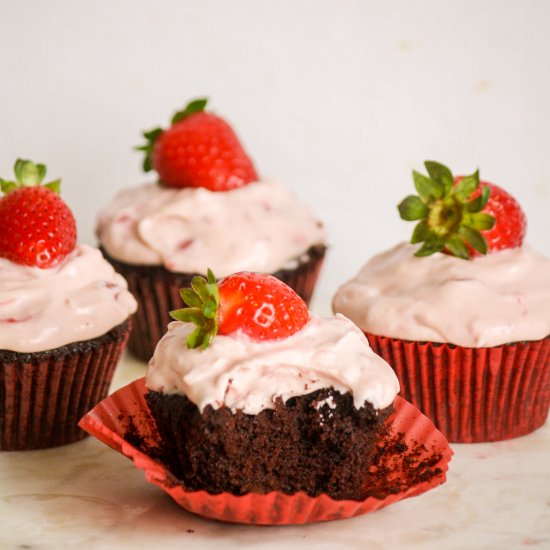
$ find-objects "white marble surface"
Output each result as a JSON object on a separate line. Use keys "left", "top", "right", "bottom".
{"left": 0, "top": 353, "right": 549, "bottom": 550}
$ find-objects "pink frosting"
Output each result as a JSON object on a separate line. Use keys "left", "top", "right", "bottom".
{"left": 96, "top": 181, "right": 326, "bottom": 276}
{"left": 0, "top": 245, "right": 137, "bottom": 353}
{"left": 333, "top": 242, "right": 550, "bottom": 348}
{"left": 146, "top": 314, "right": 400, "bottom": 414}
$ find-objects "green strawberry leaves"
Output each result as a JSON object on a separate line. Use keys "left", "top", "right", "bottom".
{"left": 398, "top": 195, "right": 429, "bottom": 220}
{"left": 0, "top": 159, "right": 61, "bottom": 195}
{"left": 465, "top": 185, "right": 491, "bottom": 213}
{"left": 171, "top": 97, "right": 208, "bottom": 124}
{"left": 412, "top": 170, "right": 444, "bottom": 200}
{"left": 458, "top": 225, "right": 488, "bottom": 255}
{"left": 16, "top": 158, "right": 46, "bottom": 185}
{"left": 170, "top": 268, "right": 219, "bottom": 350}
{"left": 453, "top": 171, "right": 479, "bottom": 200}
{"left": 0, "top": 180, "right": 17, "bottom": 194}
{"left": 137, "top": 97, "right": 208, "bottom": 173}
{"left": 398, "top": 161, "right": 496, "bottom": 260}
{"left": 136, "top": 128, "right": 163, "bottom": 173}
{"left": 424, "top": 161, "right": 454, "bottom": 192}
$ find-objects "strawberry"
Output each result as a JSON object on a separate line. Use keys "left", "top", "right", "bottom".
{"left": 137, "top": 98, "right": 258, "bottom": 191}
{"left": 170, "top": 270, "right": 309, "bottom": 349}
{"left": 397, "top": 160, "right": 526, "bottom": 259}
{"left": 0, "top": 159, "right": 77, "bottom": 268}
{"left": 465, "top": 181, "right": 526, "bottom": 253}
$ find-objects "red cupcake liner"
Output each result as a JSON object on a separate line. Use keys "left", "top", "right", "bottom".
{"left": 102, "top": 245, "right": 326, "bottom": 363}
{"left": 365, "top": 333, "right": 550, "bottom": 443}
{"left": 79, "top": 378, "right": 452, "bottom": 525}
{"left": 0, "top": 320, "right": 131, "bottom": 451}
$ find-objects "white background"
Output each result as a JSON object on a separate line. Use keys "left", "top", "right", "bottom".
{"left": 1, "top": 0, "right": 549, "bottom": 306}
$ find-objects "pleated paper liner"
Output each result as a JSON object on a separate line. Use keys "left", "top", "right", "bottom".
{"left": 79, "top": 378, "right": 452, "bottom": 525}
{"left": 365, "top": 333, "right": 550, "bottom": 443}
{"left": 0, "top": 320, "right": 131, "bottom": 451}
{"left": 101, "top": 245, "right": 326, "bottom": 363}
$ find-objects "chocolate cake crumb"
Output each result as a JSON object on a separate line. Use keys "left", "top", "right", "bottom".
{"left": 145, "top": 388, "right": 393, "bottom": 501}
{"left": 364, "top": 430, "right": 443, "bottom": 499}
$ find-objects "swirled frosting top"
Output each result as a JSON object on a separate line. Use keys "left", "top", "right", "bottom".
{"left": 333, "top": 242, "right": 550, "bottom": 347}
{"left": 0, "top": 244, "right": 137, "bottom": 352}
{"left": 146, "top": 314, "right": 399, "bottom": 414}
{"left": 96, "top": 181, "right": 326, "bottom": 276}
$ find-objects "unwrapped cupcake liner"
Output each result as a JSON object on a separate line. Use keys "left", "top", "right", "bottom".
{"left": 0, "top": 320, "right": 131, "bottom": 451}
{"left": 102, "top": 245, "right": 326, "bottom": 363}
{"left": 365, "top": 333, "right": 550, "bottom": 443}
{"left": 79, "top": 378, "right": 452, "bottom": 525}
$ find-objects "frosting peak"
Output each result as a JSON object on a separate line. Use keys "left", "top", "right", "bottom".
{"left": 146, "top": 314, "right": 399, "bottom": 414}
{"left": 333, "top": 242, "right": 550, "bottom": 348}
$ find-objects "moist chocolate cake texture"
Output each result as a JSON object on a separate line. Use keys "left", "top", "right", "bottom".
{"left": 146, "top": 386, "right": 393, "bottom": 501}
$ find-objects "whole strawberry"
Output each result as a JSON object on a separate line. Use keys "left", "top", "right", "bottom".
{"left": 397, "top": 160, "right": 526, "bottom": 259}
{"left": 137, "top": 98, "right": 258, "bottom": 191}
{"left": 170, "top": 270, "right": 309, "bottom": 349}
{"left": 0, "top": 159, "right": 77, "bottom": 268}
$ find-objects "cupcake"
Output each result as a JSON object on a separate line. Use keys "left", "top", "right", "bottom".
{"left": 0, "top": 159, "right": 137, "bottom": 450}
{"left": 80, "top": 271, "right": 452, "bottom": 524}
{"left": 333, "top": 160, "right": 550, "bottom": 443}
{"left": 97, "top": 98, "right": 326, "bottom": 361}
{"left": 145, "top": 271, "right": 400, "bottom": 499}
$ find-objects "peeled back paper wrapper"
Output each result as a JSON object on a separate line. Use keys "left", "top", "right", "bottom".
{"left": 79, "top": 378, "right": 453, "bottom": 525}
{"left": 365, "top": 333, "right": 550, "bottom": 443}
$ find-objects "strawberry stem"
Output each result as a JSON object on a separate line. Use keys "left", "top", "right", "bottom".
{"left": 398, "top": 161, "right": 496, "bottom": 260}
{"left": 171, "top": 97, "right": 208, "bottom": 124}
{"left": 0, "top": 159, "right": 61, "bottom": 195}
{"left": 170, "top": 268, "right": 219, "bottom": 349}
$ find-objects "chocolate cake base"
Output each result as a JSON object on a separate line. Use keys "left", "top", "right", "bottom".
{"left": 145, "top": 388, "right": 393, "bottom": 501}
{"left": 0, "top": 319, "right": 131, "bottom": 451}
{"left": 101, "top": 244, "right": 326, "bottom": 363}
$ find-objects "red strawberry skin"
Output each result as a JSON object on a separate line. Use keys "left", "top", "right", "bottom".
{"left": 455, "top": 178, "right": 527, "bottom": 256}
{"left": 477, "top": 182, "right": 526, "bottom": 253}
{"left": 217, "top": 272, "right": 309, "bottom": 341}
{"left": 152, "top": 112, "right": 258, "bottom": 191}
{"left": 0, "top": 187, "right": 77, "bottom": 268}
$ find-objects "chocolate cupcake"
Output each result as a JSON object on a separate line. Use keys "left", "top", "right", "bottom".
{"left": 97, "top": 99, "right": 326, "bottom": 362}
{"left": 144, "top": 271, "right": 403, "bottom": 499}
{"left": 1, "top": 320, "right": 131, "bottom": 450}
{"left": 145, "top": 320, "right": 396, "bottom": 500}
{"left": 0, "top": 160, "right": 136, "bottom": 450}
{"left": 333, "top": 161, "right": 550, "bottom": 443}
{"left": 81, "top": 273, "right": 452, "bottom": 524}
